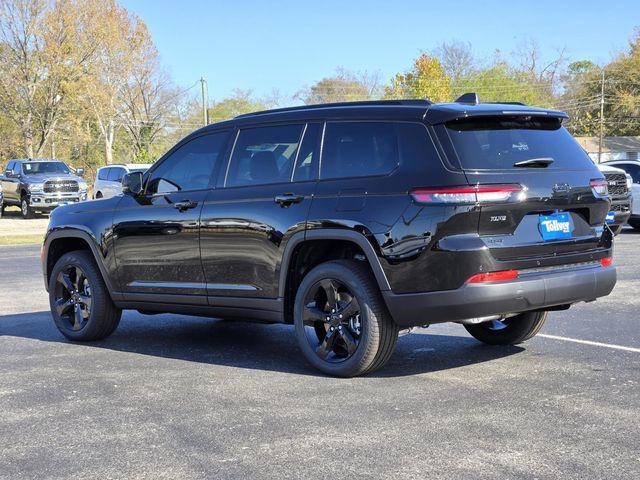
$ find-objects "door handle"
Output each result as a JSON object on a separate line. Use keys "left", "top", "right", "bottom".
{"left": 173, "top": 200, "right": 198, "bottom": 211}
{"left": 274, "top": 193, "right": 304, "bottom": 207}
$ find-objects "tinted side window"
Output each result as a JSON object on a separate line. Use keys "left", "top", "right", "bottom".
{"left": 98, "top": 168, "right": 110, "bottom": 180}
{"left": 321, "top": 122, "right": 399, "bottom": 179}
{"left": 107, "top": 167, "right": 125, "bottom": 182}
{"left": 293, "top": 123, "right": 322, "bottom": 182}
{"left": 6, "top": 161, "right": 14, "bottom": 174}
{"left": 615, "top": 164, "right": 640, "bottom": 183}
{"left": 147, "top": 131, "right": 229, "bottom": 194}
{"left": 226, "top": 124, "right": 303, "bottom": 187}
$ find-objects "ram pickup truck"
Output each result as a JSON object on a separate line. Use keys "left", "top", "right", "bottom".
{"left": 0, "top": 159, "right": 88, "bottom": 218}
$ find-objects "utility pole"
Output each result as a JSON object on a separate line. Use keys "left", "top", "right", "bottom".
{"left": 200, "top": 77, "right": 209, "bottom": 126}
{"left": 598, "top": 69, "right": 605, "bottom": 163}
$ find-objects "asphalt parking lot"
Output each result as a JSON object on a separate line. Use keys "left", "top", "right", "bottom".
{"left": 1, "top": 231, "right": 639, "bottom": 479}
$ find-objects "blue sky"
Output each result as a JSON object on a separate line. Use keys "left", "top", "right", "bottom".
{"left": 121, "top": 0, "right": 638, "bottom": 101}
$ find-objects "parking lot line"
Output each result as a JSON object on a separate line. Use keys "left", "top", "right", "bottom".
{"left": 539, "top": 334, "right": 640, "bottom": 353}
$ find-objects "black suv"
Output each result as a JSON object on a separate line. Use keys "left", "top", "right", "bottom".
{"left": 0, "top": 159, "right": 88, "bottom": 218}
{"left": 42, "top": 97, "right": 616, "bottom": 377}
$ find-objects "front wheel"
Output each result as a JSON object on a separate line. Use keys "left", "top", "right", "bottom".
{"left": 21, "top": 196, "right": 33, "bottom": 219}
{"left": 464, "top": 311, "right": 548, "bottom": 345}
{"left": 49, "top": 250, "right": 121, "bottom": 341}
{"left": 294, "top": 260, "right": 399, "bottom": 377}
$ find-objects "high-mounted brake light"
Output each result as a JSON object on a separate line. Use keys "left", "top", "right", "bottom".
{"left": 600, "top": 257, "right": 613, "bottom": 267}
{"left": 466, "top": 269, "right": 519, "bottom": 283}
{"left": 411, "top": 185, "right": 523, "bottom": 204}
{"left": 590, "top": 179, "right": 608, "bottom": 196}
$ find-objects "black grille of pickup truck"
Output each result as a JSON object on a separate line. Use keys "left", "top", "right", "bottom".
{"left": 604, "top": 173, "right": 628, "bottom": 197}
{"left": 43, "top": 180, "right": 79, "bottom": 193}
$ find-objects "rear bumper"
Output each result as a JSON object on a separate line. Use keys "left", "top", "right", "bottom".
{"left": 383, "top": 264, "right": 617, "bottom": 327}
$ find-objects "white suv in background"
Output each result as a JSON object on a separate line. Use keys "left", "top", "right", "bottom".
{"left": 604, "top": 160, "right": 640, "bottom": 230}
{"left": 93, "top": 163, "right": 153, "bottom": 199}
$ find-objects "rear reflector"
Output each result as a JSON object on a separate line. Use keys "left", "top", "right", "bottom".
{"left": 411, "top": 184, "right": 523, "bottom": 204}
{"left": 600, "top": 257, "right": 613, "bottom": 267}
{"left": 466, "top": 269, "right": 519, "bottom": 283}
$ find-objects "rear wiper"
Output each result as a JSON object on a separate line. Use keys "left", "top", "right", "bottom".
{"left": 513, "top": 158, "right": 554, "bottom": 168}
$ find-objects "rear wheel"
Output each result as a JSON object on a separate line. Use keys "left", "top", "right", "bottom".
{"left": 49, "top": 250, "right": 121, "bottom": 341}
{"left": 464, "top": 311, "right": 547, "bottom": 345}
{"left": 94, "top": 192, "right": 103, "bottom": 199}
{"left": 294, "top": 260, "right": 399, "bottom": 377}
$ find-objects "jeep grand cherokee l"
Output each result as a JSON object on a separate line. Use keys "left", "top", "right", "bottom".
{"left": 41, "top": 96, "right": 616, "bottom": 377}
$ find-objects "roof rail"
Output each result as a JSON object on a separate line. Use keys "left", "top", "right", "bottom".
{"left": 235, "top": 99, "right": 432, "bottom": 119}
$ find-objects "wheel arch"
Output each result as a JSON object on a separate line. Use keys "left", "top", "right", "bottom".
{"left": 43, "top": 229, "right": 118, "bottom": 297}
{"left": 279, "top": 229, "right": 391, "bottom": 323}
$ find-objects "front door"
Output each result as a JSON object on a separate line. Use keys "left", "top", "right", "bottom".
{"left": 200, "top": 122, "right": 322, "bottom": 300}
{"left": 112, "top": 130, "right": 230, "bottom": 301}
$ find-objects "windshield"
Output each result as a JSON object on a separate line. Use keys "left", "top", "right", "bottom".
{"left": 444, "top": 116, "right": 594, "bottom": 170}
{"left": 22, "top": 162, "right": 70, "bottom": 175}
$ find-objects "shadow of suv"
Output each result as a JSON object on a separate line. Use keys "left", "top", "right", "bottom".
{"left": 41, "top": 95, "right": 617, "bottom": 377}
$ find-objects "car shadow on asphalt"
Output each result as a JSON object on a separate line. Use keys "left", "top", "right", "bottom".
{"left": 0, "top": 310, "right": 524, "bottom": 378}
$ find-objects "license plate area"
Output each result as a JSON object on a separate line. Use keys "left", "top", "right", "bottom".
{"left": 539, "top": 212, "right": 573, "bottom": 241}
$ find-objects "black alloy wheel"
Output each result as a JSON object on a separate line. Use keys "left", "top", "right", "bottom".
{"left": 53, "top": 265, "right": 93, "bottom": 332}
{"left": 302, "top": 278, "right": 362, "bottom": 363}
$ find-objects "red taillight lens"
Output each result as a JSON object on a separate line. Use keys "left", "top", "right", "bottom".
{"left": 600, "top": 257, "right": 613, "bottom": 267}
{"left": 411, "top": 184, "right": 523, "bottom": 204}
{"left": 466, "top": 269, "right": 519, "bottom": 283}
{"left": 590, "top": 179, "right": 608, "bottom": 196}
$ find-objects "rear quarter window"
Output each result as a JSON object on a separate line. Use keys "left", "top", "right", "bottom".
{"left": 442, "top": 116, "right": 594, "bottom": 171}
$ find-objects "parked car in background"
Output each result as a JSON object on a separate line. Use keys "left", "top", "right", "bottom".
{"left": 0, "top": 159, "right": 88, "bottom": 218}
{"left": 42, "top": 97, "right": 617, "bottom": 377}
{"left": 596, "top": 163, "right": 632, "bottom": 234}
{"left": 603, "top": 160, "right": 640, "bottom": 230}
{"left": 93, "top": 164, "right": 153, "bottom": 199}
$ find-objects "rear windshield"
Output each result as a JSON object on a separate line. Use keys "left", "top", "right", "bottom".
{"left": 444, "top": 116, "right": 594, "bottom": 170}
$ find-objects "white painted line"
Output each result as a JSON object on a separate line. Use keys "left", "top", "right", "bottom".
{"left": 539, "top": 334, "right": 640, "bottom": 353}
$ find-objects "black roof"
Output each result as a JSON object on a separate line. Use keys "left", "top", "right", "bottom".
{"left": 192, "top": 96, "right": 568, "bottom": 137}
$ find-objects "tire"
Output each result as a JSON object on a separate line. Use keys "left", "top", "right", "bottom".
{"left": 94, "top": 192, "right": 103, "bottom": 199}
{"left": 464, "top": 311, "right": 548, "bottom": 346}
{"left": 294, "top": 259, "right": 399, "bottom": 377}
{"left": 0, "top": 202, "right": 3, "bottom": 218}
{"left": 49, "top": 250, "right": 121, "bottom": 341}
{"left": 21, "top": 195, "right": 33, "bottom": 219}
{"left": 629, "top": 219, "right": 640, "bottom": 230}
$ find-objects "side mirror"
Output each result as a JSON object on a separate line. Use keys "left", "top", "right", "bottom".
{"left": 76, "top": 168, "right": 85, "bottom": 177}
{"left": 122, "top": 171, "right": 143, "bottom": 195}
{"left": 5, "top": 170, "right": 16, "bottom": 178}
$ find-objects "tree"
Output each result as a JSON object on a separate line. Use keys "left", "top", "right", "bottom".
{"left": 207, "top": 89, "right": 268, "bottom": 123}
{"left": 432, "top": 40, "right": 475, "bottom": 84}
{"left": 0, "top": 0, "right": 91, "bottom": 157}
{"left": 297, "top": 68, "right": 381, "bottom": 105}
{"left": 384, "top": 53, "right": 451, "bottom": 102}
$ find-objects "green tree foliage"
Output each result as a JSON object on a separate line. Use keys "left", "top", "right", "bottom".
{"left": 207, "top": 89, "right": 269, "bottom": 123}
{"left": 384, "top": 53, "right": 451, "bottom": 101}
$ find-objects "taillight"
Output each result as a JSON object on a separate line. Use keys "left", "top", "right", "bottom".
{"left": 466, "top": 269, "right": 519, "bottom": 283}
{"left": 600, "top": 257, "right": 613, "bottom": 267}
{"left": 590, "top": 179, "right": 608, "bottom": 196}
{"left": 411, "top": 184, "right": 523, "bottom": 204}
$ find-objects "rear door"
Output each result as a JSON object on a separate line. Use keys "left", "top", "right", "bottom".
{"left": 199, "top": 122, "right": 320, "bottom": 300}
{"left": 2, "top": 161, "right": 21, "bottom": 203}
{"left": 435, "top": 115, "right": 610, "bottom": 263}
{"left": 106, "top": 166, "right": 126, "bottom": 197}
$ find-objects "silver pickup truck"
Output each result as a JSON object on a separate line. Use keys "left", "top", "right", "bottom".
{"left": 0, "top": 159, "right": 88, "bottom": 218}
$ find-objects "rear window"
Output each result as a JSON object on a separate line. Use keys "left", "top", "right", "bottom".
{"left": 443, "top": 116, "right": 594, "bottom": 170}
